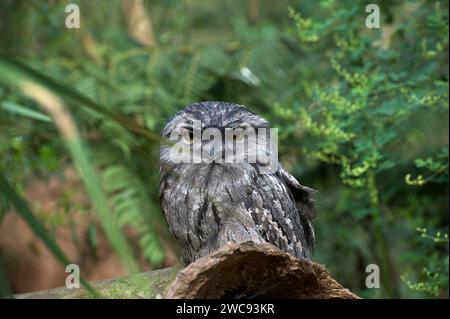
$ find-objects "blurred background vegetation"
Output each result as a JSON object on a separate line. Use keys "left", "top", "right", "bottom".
{"left": 0, "top": 0, "right": 448, "bottom": 298}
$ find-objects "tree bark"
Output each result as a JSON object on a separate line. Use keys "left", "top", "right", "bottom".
{"left": 16, "top": 242, "right": 359, "bottom": 299}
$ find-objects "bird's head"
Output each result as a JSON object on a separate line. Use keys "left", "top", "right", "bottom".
{"left": 160, "top": 101, "right": 279, "bottom": 179}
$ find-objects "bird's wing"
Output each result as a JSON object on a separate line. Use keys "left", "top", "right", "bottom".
{"left": 277, "top": 166, "right": 317, "bottom": 254}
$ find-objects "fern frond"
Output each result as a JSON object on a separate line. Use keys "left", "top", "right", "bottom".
{"left": 94, "top": 148, "right": 166, "bottom": 266}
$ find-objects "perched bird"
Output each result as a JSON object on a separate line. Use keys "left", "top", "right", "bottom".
{"left": 160, "top": 101, "right": 316, "bottom": 264}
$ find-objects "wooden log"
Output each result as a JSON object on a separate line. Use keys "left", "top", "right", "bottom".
{"left": 16, "top": 267, "right": 180, "bottom": 299}
{"left": 17, "top": 242, "right": 359, "bottom": 299}
{"left": 168, "top": 241, "right": 359, "bottom": 299}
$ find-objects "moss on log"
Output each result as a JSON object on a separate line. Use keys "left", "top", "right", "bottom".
{"left": 16, "top": 242, "right": 359, "bottom": 299}
{"left": 16, "top": 267, "right": 180, "bottom": 299}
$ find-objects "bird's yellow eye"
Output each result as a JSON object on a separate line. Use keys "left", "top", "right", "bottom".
{"left": 182, "top": 131, "right": 194, "bottom": 144}
{"left": 233, "top": 131, "right": 245, "bottom": 142}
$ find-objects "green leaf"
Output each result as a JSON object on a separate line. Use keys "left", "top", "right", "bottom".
{"left": 0, "top": 255, "right": 13, "bottom": 299}
{"left": 1, "top": 101, "right": 52, "bottom": 122}
{"left": 0, "top": 55, "right": 162, "bottom": 144}
{"left": 0, "top": 172, "right": 98, "bottom": 297}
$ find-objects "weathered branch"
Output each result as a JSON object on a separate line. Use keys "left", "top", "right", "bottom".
{"left": 168, "top": 242, "right": 359, "bottom": 299}
{"left": 17, "top": 242, "right": 359, "bottom": 299}
{"left": 16, "top": 267, "right": 180, "bottom": 299}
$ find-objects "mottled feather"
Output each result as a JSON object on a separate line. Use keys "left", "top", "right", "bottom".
{"left": 160, "top": 102, "right": 316, "bottom": 264}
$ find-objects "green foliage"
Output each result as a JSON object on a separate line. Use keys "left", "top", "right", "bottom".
{"left": 0, "top": 255, "right": 13, "bottom": 299}
{"left": 402, "top": 228, "right": 449, "bottom": 297}
{"left": 0, "top": 57, "right": 140, "bottom": 274}
{"left": 0, "top": 172, "right": 98, "bottom": 296}
{"left": 285, "top": 0, "right": 449, "bottom": 298}
{"left": 94, "top": 148, "right": 165, "bottom": 266}
{"left": 0, "top": 0, "right": 447, "bottom": 298}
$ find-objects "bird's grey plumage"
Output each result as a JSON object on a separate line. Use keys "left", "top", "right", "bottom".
{"left": 159, "top": 101, "right": 316, "bottom": 264}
